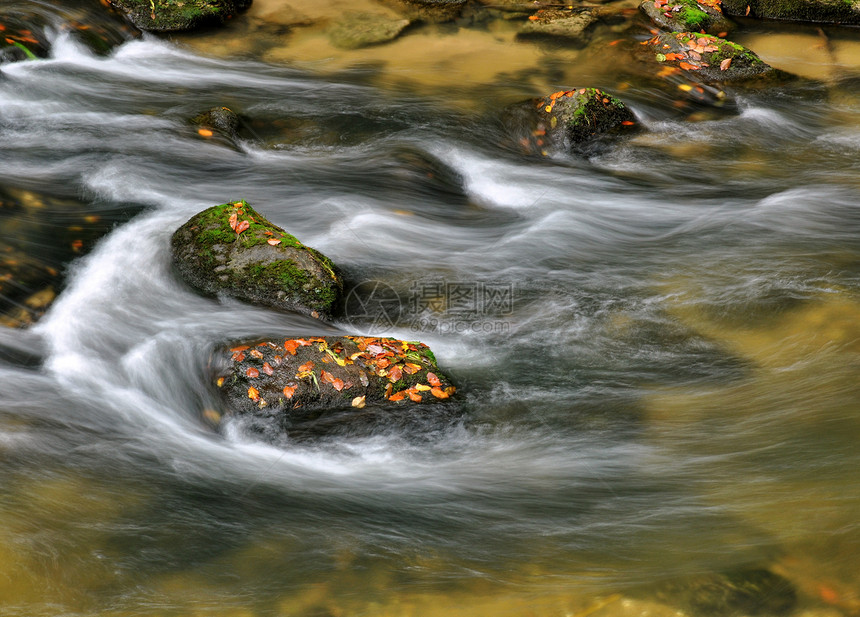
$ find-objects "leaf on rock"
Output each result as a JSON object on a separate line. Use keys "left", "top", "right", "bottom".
{"left": 298, "top": 361, "right": 315, "bottom": 373}
{"left": 228, "top": 212, "right": 238, "bottom": 231}
{"left": 430, "top": 386, "right": 449, "bottom": 399}
{"left": 427, "top": 372, "right": 442, "bottom": 387}
{"left": 267, "top": 238, "right": 282, "bottom": 246}
{"left": 720, "top": 57, "right": 732, "bottom": 70}
{"left": 283, "top": 384, "right": 297, "bottom": 398}
{"left": 248, "top": 386, "right": 260, "bottom": 401}
{"left": 351, "top": 395, "right": 366, "bottom": 408}
{"left": 246, "top": 367, "right": 260, "bottom": 378}
{"left": 235, "top": 220, "right": 250, "bottom": 234}
{"left": 262, "top": 362, "right": 274, "bottom": 376}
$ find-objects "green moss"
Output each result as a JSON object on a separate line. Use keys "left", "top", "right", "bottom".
{"left": 679, "top": 5, "right": 709, "bottom": 26}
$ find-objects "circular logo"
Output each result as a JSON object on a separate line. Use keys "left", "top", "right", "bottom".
{"left": 342, "top": 280, "right": 403, "bottom": 333}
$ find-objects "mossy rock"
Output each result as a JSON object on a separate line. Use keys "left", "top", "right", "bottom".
{"left": 647, "top": 32, "right": 793, "bottom": 85}
{"left": 375, "top": 0, "right": 468, "bottom": 23}
{"left": 639, "top": 0, "right": 735, "bottom": 34}
{"left": 171, "top": 200, "right": 342, "bottom": 319}
{"left": 327, "top": 12, "right": 411, "bottom": 49}
{"left": 107, "top": 0, "right": 252, "bottom": 33}
{"left": 517, "top": 9, "right": 598, "bottom": 45}
{"left": 721, "top": 0, "right": 860, "bottom": 23}
{"left": 508, "top": 87, "right": 637, "bottom": 155}
{"left": 212, "top": 335, "right": 457, "bottom": 437}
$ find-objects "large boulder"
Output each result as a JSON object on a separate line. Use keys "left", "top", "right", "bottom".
{"left": 212, "top": 335, "right": 457, "bottom": 436}
{"left": 171, "top": 200, "right": 342, "bottom": 319}
{"left": 508, "top": 87, "right": 638, "bottom": 155}
{"left": 721, "top": 0, "right": 860, "bottom": 23}
{"left": 376, "top": 0, "right": 469, "bottom": 23}
{"left": 327, "top": 12, "right": 412, "bottom": 49}
{"left": 639, "top": 0, "right": 735, "bottom": 34}
{"left": 644, "top": 32, "right": 792, "bottom": 85}
{"left": 107, "top": 0, "right": 251, "bottom": 32}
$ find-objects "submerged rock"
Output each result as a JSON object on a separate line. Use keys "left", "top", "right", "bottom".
{"left": 517, "top": 9, "right": 598, "bottom": 45}
{"left": 171, "top": 200, "right": 342, "bottom": 319}
{"left": 645, "top": 32, "right": 792, "bottom": 85}
{"left": 107, "top": 0, "right": 252, "bottom": 33}
{"left": 721, "top": 0, "right": 860, "bottom": 23}
{"left": 656, "top": 568, "right": 797, "bottom": 616}
{"left": 327, "top": 12, "right": 411, "bottom": 49}
{"left": 376, "top": 0, "right": 469, "bottom": 23}
{"left": 213, "top": 335, "right": 457, "bottom": 436}
{"left": 639, "top": 0, "right": 735, "bottom": 34}
{"left": 509, "top": 87, "right": 638, "bottom": 155}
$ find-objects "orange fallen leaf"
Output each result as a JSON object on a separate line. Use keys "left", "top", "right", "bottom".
{"left": 267, "top": 238, "right": 282, "bottom": 246}
{"left": 408, "top": 390, "right": 422, "bottom": 403}
{"left": 228, "top": 212, "right": 238, "bottom": 231}
{"left": 720, "top": 57, "right": 732, "bottom": 70}
{"left": 679, "top": 61, "right": 699, "bottom": 70}
{"left": 430, "top": 386, "right": 449, "bottom": 399}
{"left": 235, "top": 220, "right": 250, "bottom": 234}
{"left": 528, "top": 14, "right": 539, "bottom": 20}
{"left": 819, "top": 585, "right": 840, "bottom": 604}
{"left": 283, "top": 384, "right": 297, "bottom": 398}
{"left": 332, "top": 378, "right": 345, "bottom": 391}
{"left": 320, "top": 370, "right": 336, "bottom": 385}
{"left": 230, "top": 344, "right": 249, "bottom": 352}
{"left": 621, "top": 120, "right": 635, "bottom": 126}
{"left": 262, "top": 362, "right": 274, "bottom": 376}
{"left": 403, "top": 363, "right": 422, "bottom": 375}
{"left": 250, "top": 349, "right": 264, "bottom": 359}
{"left": 248, "top": 386, "right": 260, "bottom": 401}
{"left": 745, "top": 4, "right": 750, "bottom": 14}
{"left": 298, "top": 361, "right": 315, "bottom": 373}
{"left": 231, "top": 351, "right": 246, "bottom": 362}
{"left": 388, "top": 366, "right": 403, "bottom": 382}
{"left": 216, "top": 377, "right": 225, "bottom": 387}
{"left": 198, "top": 128, "right": 213, "bottom": 138}
{"left": 246, "top": 367, "right": 259, "bottom": 378}
{"left": 389, "top": 391, "right": 407, "bottom": 401}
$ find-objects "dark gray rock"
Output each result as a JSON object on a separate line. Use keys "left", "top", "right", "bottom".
{"left": 107, "top": 0, "right": 252, "bottom": 33}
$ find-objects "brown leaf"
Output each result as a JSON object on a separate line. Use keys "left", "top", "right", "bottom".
{"left": 246, "top": 367, "right": 259, "bottom": 378}
{"left": 297, "top": 361, "right": 315, "bottom": 373}
{"left": 388, "top": 366, "right": 403, "bottom": 382}
{"left": 283, "top": 384, "right": 297, "bottom": 399}
{"left": 320, "top": 370, "right": 336, "bottom": 385}
{"left": 262, "top": 362, "right": 274, "bottom": 376}
{"left": 720, "top": 57, "right": 732, "bottom": 70}
{"left": 427, "top": 372, "right": 442, "bottom": 387}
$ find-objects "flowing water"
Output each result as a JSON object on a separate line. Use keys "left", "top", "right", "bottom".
{"left": 2, "top": 1, "right": 860, "bottom": 615}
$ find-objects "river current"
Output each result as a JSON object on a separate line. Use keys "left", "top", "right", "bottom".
{"left": 1, "top": 2, "right": 860, "bottom": 616}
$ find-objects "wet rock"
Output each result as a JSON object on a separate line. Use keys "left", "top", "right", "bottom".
{"left": 376, "top": 0, "right": 469, "bottom": 23}
{"left": 192, "top": 106, "right": 240, "bottom": 141}
{"left": 516, "top": 9, "right": 598, "bottom": 45}
{"left": 212, "top": 335, "right": 457, "bottom": 437}
{"left": 327, "top": 12, "right": 411, "bottom": 49}
{"left": 639, "top": 0, "right": 735, "bottom": 34}
{"left": 508, "top": 87, "right": 638, "bottom": 155}
{"left": 644, "top": 32, "right": 793, "bottom": 85}
{"left": 721, "top": 0, "right": 860, "bottom": 24}
{"left": 171, "top": 200, "right": 342, "bottom": 319}
{"left": 107, "top": 0, "right": 252, "bottom": 33}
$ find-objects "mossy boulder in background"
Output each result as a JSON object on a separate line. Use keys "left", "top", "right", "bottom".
{"left": 639, "top": 0, "right": 735, "bottom": 34}
{"left": 376, "top": 0, "right": 468, "bottom": 23}
{"left": 107, "top": 0, "right": 251, "bottom": 33}
{"left": 721, "top": 0, "right": 860, "bottom": 23}
{"left": 212, "top": 335, "right": 457, "bottom": 438}
{"left": 171, "top": 200, "right": 342, "bottom": 319}
{"left": 192, "top": 106, "right": 241, "bottom": 142}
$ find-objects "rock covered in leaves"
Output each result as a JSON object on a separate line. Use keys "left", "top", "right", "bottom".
{"left": 511, "top": 88, "right": 637, "bottom": 155}
{"left": 171, "top": 200, "right": 342, "bottom": 319}
{"left": 327, "top": 12, "right": 411, "bottom": 49}
{"left": 107, "top": 0, "right": 251, "bottom": 32}
{"left": 517, "top": 9, "right": 598, "bottom": 45}
{"left": 214, "top": 336, "right": 457, "bottom": 433}
{"left": 646, "top": 32, "right": 790, "bottom": 85}
{"left": 721, "top": 0, "right": 860, "bottom": 23}
{"left": 639, "top": 0, "right": 734, "bottom": 34}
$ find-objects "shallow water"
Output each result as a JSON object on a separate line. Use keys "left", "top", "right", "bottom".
{"left": 1, "top": 3, "right": 860, "bottom": 616}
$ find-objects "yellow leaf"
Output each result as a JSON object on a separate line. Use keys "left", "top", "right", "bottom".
{"left": 415, "top": 384, "right": 431, "bottom": 391}
{"left": 351, "top": 395, "right": 366, "bottom": 408}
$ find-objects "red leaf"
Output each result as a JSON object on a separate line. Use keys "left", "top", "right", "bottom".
{"left": 246, "top": 367, "right": 259, "bottom": 378}
{"left": 621, "top": 120, "right": 635, "bottom": 126}
{"left": 235, "top": 220, "right": 250, "bottom": 234}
